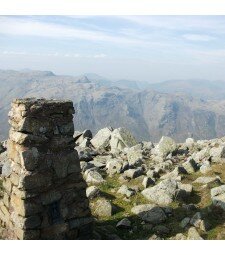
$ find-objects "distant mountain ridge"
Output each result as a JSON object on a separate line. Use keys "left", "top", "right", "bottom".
{"left": 1, "top": 69, "right": 225, "bottom": 142}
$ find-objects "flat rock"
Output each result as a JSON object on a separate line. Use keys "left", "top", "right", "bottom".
{"left": 142, "top": 179, "right": 177, "bottom": 206}
{"left": 131, "top": 204, "right": 167, "bottom": 224}
{"left": 123, "top": 167, "right": 144, "bottom": 179}
{"left": 193, "top": 176, "right": 217, "bottom": 184}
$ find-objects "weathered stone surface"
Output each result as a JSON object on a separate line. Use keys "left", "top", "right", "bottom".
{"left": 94, "top": 199, "right": 114, "bottom": 217}
{"left": 187, "top": 227, "right": 203, "bottom": 240}
{"left": 86, "top": 170, "right": 105, "bottom": 184}
{"left": 116, "top": 218, "right": 131, "bottom": 229}
{"left": 193, "top": 176, "right": 217, "bottom": 184}
{"left": 106, "top": 159, "right": 123, "bottom": 176}
{"left": 182, "top": 157, "right": 198, "bottom": 174}
{"left": 200, "top": 160, "right": 211, "bottom": 174}
{"left": 86, "top": 186, "right": 100, "bottom": 199}
{"left": 142, "top": 179, "right": 177, "bottom": 205}
{"left": 91, "top": 127, "right": 112, "bottom": 149}
{"left": 211, "top": 185, "right": 225, "bottom": 211}
{"left": 126, "top": 147, "right": 143, "bottom": 166}
{"left": 131, "top": 204, "right": 167, "bottom": 224}
{"left": 0, "top": 98, "right": 92, "bottom": 240}
{"left": 142, "top": 176, "right": 155, "bottom": 188}
{"left": 123, "top": 167, "right": 144, "bottom": 179}
{"left": 154, "top": 136, "right": 177, "bottom": 157}
{"left": 110, "top": 127, "right": 137, "bottom": 152}
{"left": 210, "top": 146, "right": 225, "bottom": 163}
{"left": 117, "top": 185, "right": 135, "bottom": 197}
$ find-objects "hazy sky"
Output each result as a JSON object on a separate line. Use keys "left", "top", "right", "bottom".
{"left": 1, "top": 15, "right": 225, "bottom": 82}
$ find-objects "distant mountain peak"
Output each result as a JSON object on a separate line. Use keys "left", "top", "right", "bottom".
{"left": 76, "top": 75, "right": 91, "bottom": 83}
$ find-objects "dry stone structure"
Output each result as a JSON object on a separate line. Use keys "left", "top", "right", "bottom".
{"left": 0, "top": 98, "right": 93, "bottom": 239}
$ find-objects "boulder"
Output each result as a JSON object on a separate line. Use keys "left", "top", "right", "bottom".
{"left": 210, "top": 146, "right": 225, "bottom": 163}
{"left": 177, "top": 183, "right": 193, "bottom": 197}
{"left": 123, "top": 167, "right": 144, "bottom": 179}
{"left": 131, "top": 204, "right": 167, "bottom": 224}
{"left": 200, "top": 160, "right": 211, "bottom": 174}
{"left": 193, "top": 176, "right": 218, "bottom": 185}
{"left": 185, "top": 138, "right": 195, "bottom": 147}
{"left": 180, "top": 217, "right": 190, "bottom": 228}
{"left": 75, "top": 129, "right": 92, "bottom": 145}
{"left": 142, "top": 179, "right": 177, "bottom": 206}
{"left": 94, "top": 199, "right": 114, "bottom": 217}
{"left": 190, "top": 212, "right": 202, "bottom": 228}
{"left": 86, "top": 186, "right": 100, "bottom": 199}
{"left": 192, "top": 147, "right": 210, "bottom": 163}
{"left": 182, "top": 157, "right": 198, "bottom": 174}
{"left": 86, "top": 170, "right": 105, "bottom": 184}
{"left": 117, "top": 185, "right": 135, "bottom": 197}
{"left": 152, "top": 225, "right": 170, "bottom": 235}
{"left": 110, "top": 127, "right": 137, "bottom": 153}
{"left": 106, "top": 159, "right": 123, "bottom": 176}
{"left": 142, "top": 141, "right": 154, "bottom": 151}
{"left": 142, "top": 177, "right": 155, "bottom": 188}
{"left": 187, "top": 227, "right": 203, "bottom": 240}
{"left": 154, "top": 136, "right": 177, "bottom": 157}
{"left": 126, "top": 147, "right": 143, "bottom": 166}
{"left": 211, "top": 185, "right": 225, "bottom": 211}
{"left": 116, "top": 218, "right": 131, "bottom": 229}
{"left": 91, "top": 127, "right": 112, "bottom": 149}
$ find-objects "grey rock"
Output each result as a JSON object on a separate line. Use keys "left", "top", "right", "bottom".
{"left": 182, "top": 157, "right": 198, "bottom": 174}
{"left": 154, "top": 136, "right": 177, "bottom": 157}
{"left": 126, "top": 147, "right": 143, "bottom": 166}
{"left": 210, "top": 146, "right": 225, "bottom": 163}
{"left": 131, "top": 204, "right": 167, "bottom": 224}
{"left": 106, "top": 159, "right": 123, "bottom": 176}
{"left": 200, "top": 160, "right": 211, "bottom": 174}
{"left": 142, "top": 176, "right": 155, "bottom": 188}
{"left": 117, "top": 185, "right": 135, "bottom": 198}
{"left": 86, "top": 186, "right": 100, "bottom": 199}
{"left": 187, "top": 227, "right": 203, "bottom": 240}
{"left": 94, "top": 199, "right": 114, "bottom": 217}
{"left": 86, "top": 170, "right": 105, "bottom": 184}
{"left": 91, "top": 127, "right": 112, "bottom": 149}
{"left": 1, "top": 159, "right": 12, "bottom": 177}
{"left": 152, "top": 225, "right": 170, "bottom": 235}
{"left": 123, "top": 167, "right": 144, "bottom": 179}
{"left": 190, "top": 212, "right": 202, "bottom": 228}
{"left": 171, "top": 233, "right": 187, "bottom": 240}
{"left": 180, "top": 217, "right": 190, "bottom": 228}
{"left": 142, "top": 179, "right": 177, "bottom": 206}
{"left": 116, "top": 218, "right": 131, "bottom": 229}
{"left": 194, "top": 176, "right": 217, "bottom": 184}
{"left": 110, "top": 127, "right": 137, "bottom": 153}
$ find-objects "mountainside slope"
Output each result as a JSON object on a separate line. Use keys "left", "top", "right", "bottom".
{"left": 1, "top": 70, "right": 225, "bottom": 142}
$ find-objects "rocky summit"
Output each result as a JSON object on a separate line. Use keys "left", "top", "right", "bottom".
{"left": 74, "top": 127, "right": 225, "bottom": 239}
{"left": 2, "top": 118, "right": 225, "bottom": 239}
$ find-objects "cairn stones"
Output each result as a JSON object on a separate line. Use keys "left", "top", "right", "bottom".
{"left": 0, "top": 98, "right": 93, "bottom": 240}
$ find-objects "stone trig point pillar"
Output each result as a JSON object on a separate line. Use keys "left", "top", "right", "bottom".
{"left": 0, "top": 98, "right": 93, "bottom": 239}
